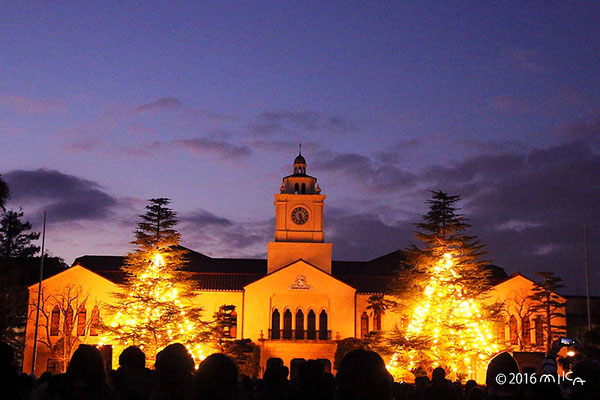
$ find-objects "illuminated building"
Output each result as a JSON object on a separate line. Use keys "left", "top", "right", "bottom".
{"left": 22, "top": 153, "right": 566, "bottom": 380}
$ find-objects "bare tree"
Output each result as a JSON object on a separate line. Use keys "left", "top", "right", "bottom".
{"left": 502, "top": 289, "right": 538, "bottom": 351}
{"left": 29, "top": 284, "right": 96, "bottom": 373}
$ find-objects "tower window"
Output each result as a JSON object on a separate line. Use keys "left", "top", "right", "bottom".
{"left": 301, "top": 183, "right": 306, "bottom": 194}
{"left": 295, "top": 183, "right": 299, "bottom": 194}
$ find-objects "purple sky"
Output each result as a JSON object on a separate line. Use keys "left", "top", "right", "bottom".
{"left": 1, "top": 2, "right": 599, "bottom": 295}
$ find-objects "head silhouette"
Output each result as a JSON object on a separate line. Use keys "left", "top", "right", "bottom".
{"left": 195, "top": 353, "right": 239, "bottom": 400}
{"left": 67, "top": 344, "right": 108, "bottom": 388}
{"left": 336, "top": 349, "right": 393, "bottom": 400}
{"left": 486, "top": 352, "right": 519, "bottom": 398}
{"left": 155, "top": 343, "right": 195, "bottom": 382}
{"left": 119, "top": 346, "right": 146, "bottom": 371}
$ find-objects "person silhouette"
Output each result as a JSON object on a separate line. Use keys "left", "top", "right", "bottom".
{"left": 194, "top": 353, "right": 239, "bottom": 400}
{"left": 151, "top": 343, "right": 194, "bottom": 400}
{"left": 336, "top": 349, "right": 393, "bottom": 400}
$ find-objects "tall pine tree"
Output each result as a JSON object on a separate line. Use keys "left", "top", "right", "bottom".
{"left": 388, "top": 191, "right": 501, "bottom": 381}
{"left": 0, "top": 209, "right": 40, "bottom": 258}
{"left": 100, "top": 198, "right": 208, "bottom": 362}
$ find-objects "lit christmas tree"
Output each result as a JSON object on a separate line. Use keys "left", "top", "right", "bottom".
{"left": 388, "top": 192, "right": 501, "bottom": 381}
{"left": 100, "top": 198, "right": 208, "bottom": 363}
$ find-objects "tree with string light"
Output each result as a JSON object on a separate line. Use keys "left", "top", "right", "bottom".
{"left": 387, "top": 191, "right": 502, "bottom": 381}
{"left": 100, "top": 198, "right": 209, "bottom": 363}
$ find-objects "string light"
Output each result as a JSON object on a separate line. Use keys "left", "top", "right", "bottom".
{"left": 387, "top": 252, "right": 499, "bottom": 381}
{"left": 99, "top": 252, "right": 209, "bottom": 365}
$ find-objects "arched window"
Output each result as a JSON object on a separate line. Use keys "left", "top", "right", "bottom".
{"left": 295, "top": 310, "right": 304, "bottom": 339}
{"left": 64, "top": 306, "right": 73, "bottom": 334}
{"left": 294, "top": 183, "right": 299, "bottom": 194}
{"left": 374, "top": 313, "right": 382, "bottom": 331}
{"left": 509, "top": 315, "right": 518, "bottom": 345}
{"left": 271, "top": 309, "right": 280, "bottom": 339}
{"left": 50, "top": 305, "right": 60, "bottom": 336}
{"left": 90, "top": 306, "right": 99, "bottom": 336}
{"left": 283, "top": 309, "right": 293, "bottom": 339}
{"left": 301, "top": 183, "right": 306, "bottom": 194}
{"left": 319, "top": 310, "right": 328, "bottom": 340}
{"left": 534, "top": 316, "right": 544, "bottom": 346}
{"left": 522, "top": 317, "right": 531, "bottom": 345}
{"left": 307, "top": 310, "right": 316, "bottom": 340}
{"left": 360, "top": 312, "right": 369, "bottom": 338}
{"left": 230, "top": 309, "right": 238, "bottom": 339}
{"left": 77, "top": 306, "right": 87, "bottom": 336}
{"left": 496, "top": 322, "right": 505, "bottom": 342}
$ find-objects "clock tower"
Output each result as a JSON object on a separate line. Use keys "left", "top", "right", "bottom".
{"left": 267, "top": 152, "right": 332, "bottom": 274}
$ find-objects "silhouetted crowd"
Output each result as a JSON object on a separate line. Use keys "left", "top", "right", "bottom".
{"left": 1, "top": 340, "right": 599, "bottom": 400}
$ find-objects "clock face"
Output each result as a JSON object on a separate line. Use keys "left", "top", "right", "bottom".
{"left": 291, "top": 207, "right": 309, "bottom": 225}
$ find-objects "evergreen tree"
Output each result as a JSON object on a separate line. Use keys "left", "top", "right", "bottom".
{"left": 529, "top": 271, "right": 567, "bottom": 352}
{"left": 0, "top": 208, "right": 40, "bottom": 258}
{"left": 100, "top": 198, "right": 208, "bottom": 362}
{"left": 211, "top": 305, "right": 238, "bottom": 351}
{"left": 388, "top": 191, "right": 501, "bottom": 381}
{"left": 0, "top": 175, "right": 9, "bottom": 211}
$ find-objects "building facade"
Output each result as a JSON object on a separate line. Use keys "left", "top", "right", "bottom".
{"left": 23, "top": 153, "right": 567, "bottom": 379}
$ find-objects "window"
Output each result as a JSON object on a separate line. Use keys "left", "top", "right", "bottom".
{"left": 307, "top": 310, "right": 316, "bottom": 339}
{"left": 534, "top": 316, "right": 544, "bottom": 346}
{"left": 319, "top": 310, "right": 328, "bottom": 340}
{"left": 90, "top": 306, "right": 99, "bottom": 336}
{"left": 271, "top": 309, "right": 280, "bottom": 339}
{"left": 522, "top": 317, "right": 531, "bottom": 345}
{"left": 77, "top": 306, "right": 87, "bottom": 336}
{"left": 496, "top": 322, "right": 505, "bottom": 342}
{"left": 374, "top": 313, "right": 382, "bottom": 331}
{"left": 509, "top": 315, "right": 518, "bottom": 345}
{"left": 229, "top": 309, "right": 238, "bottom": 339}
{"left": 295, "top": 310, "right": 304, "bottom": 339}
{"left": 50, "top": 306, "right": 60, "bottom": 336}
{"left": 301, "top": 183, "right": 306, "bottom": 194}
{"left": 64, "top": 306, "right": 73, "bottom": 334}
{"left": 360, "top": 312, "right": 369, "bottom": 338}
{"left": 283, "top": 309, "right": 292, "bottom": 339}
{"left": 295, "top": 183, "right": 299, "bottom": 194}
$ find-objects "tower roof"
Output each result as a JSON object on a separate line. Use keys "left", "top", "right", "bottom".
{"left": 294, "top": 154, "right": 306, "bottom": 165}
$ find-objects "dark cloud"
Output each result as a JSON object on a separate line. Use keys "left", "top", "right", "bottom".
{"left": 181, "top": 209, "right": 233, "bottom": 227}
{"left": 3, "top": 169, "right": 119, "bottom": 222}
{"left": 249, "top": 110, "right": 358, "bottom": 136}
{"left": 172, "top": 137, "right": 251, "bottom": 160}
{"left": 419, "top": 133, "right": 600, "bottom": 294}
{"left": 134, "top": 97, "right": 182, "bottom": 113}
{"left": 313, "top": 152, "right": 416, "bottom": 192}
{"left": 179, "top": 213, "right": 271, "bottom": 258}
{"left": 325, "top": 207, "right": 415, "bottom": 261}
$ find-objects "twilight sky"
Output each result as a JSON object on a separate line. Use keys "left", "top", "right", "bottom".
{"left": 1, "top": 2, "right": 599, "bottom": 295}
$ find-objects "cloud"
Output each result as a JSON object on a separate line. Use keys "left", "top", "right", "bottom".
{"left": 313, "top": 152, "right": 416, "bottom": 192}
{"left": 181, "top": 209, "right": 233, "bottom": 227}
{"left": 179, "top": 211, "right": 271, "bottom": 258}
{"left": 172, "top": 137, "right": 251, "bottom": 160}
{"left": 249, "top": 110, "right": 358, "bottom": 136}
{"left": 417, "top": 132, "right": 600, "bottom": 294}
{"left": 3, "top": 169, "right": 120, "bottom": 222}
{"left": 0, "top": 93, "right": 62, "bottom": 114}
{"left": 134, "top": 97, "right": 182, "bottom": 113}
